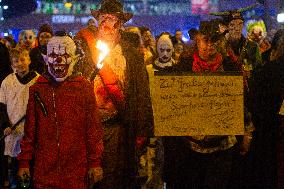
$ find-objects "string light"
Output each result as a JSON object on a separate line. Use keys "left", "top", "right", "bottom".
{"left": 64, "top": 2, "right": 72, "bottom": 8}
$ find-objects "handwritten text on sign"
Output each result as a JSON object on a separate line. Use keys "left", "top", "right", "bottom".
{"left": 151, "top": 75, "right": 244, "bottom": 136}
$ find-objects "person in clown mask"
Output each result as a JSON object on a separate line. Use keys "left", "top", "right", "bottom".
{"left": 17, "top": 30, "right": 37, "bottom": 51}
{"left": 17, "top": 36, "right": 104, "bottom": 189}
{"left": 152, "top": 34, "right": 176, "bottom": 71}
{"left": 141, "top": 33, "right": 177, "bottom": 189}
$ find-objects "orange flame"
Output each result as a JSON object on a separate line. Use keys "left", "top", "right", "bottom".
{"left": 96, "top": 40, "right": 109, "bottom": 69}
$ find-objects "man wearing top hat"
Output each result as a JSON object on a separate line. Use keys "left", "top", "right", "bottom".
{"left": 75, "top": 0, "right": 153, "bottom": 188}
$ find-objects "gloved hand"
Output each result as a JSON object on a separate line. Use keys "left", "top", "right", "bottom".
{"left": 88, "top": 167, "right": 103, "bottom": 184}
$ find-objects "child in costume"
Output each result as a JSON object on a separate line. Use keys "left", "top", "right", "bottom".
{"left": 0, "top": 48, "right": 39, "bottom": 188}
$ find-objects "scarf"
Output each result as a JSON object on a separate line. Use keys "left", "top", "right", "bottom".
{"left": 192, "top": 51, "right": 223, "bottom": 73}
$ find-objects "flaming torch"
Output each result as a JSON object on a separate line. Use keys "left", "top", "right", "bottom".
{"left": 90, "top": 40, "right": 109, "bottom": 80}
{"left": 96, "top": 40, "right": 109, "bottom": 69}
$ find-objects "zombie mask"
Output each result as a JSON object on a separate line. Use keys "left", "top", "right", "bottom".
{"left": 157, "top": 35, "right": 174, "bottom": 63}
{"left": 43, "top": 36, "right": 78, "bottom": 82}
{"left": 98, "top": 14, "right": 121, "bottom": 38}
{"left": 247, "top": 20, "right": 267, "bottom": 44}
{"left": 18, "top": 30, "right": 36, "bottom": 50}
{"left": 228, "top": 19, "right": 244, "bottom": 40}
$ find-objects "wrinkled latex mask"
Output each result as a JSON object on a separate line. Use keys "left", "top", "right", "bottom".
{"left": 43, "top": 36, "right": 78, "bottom": 82}
{"left": 157, "top": 35, "right": 174, "bottom": 63}
{"left": 98, "top": 14, "right": 120, "bottom": 36}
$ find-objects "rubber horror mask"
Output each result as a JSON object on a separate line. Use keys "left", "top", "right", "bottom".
{"left": 157, "top": 35, "right": 174, "bottom": 63}
{"left": 43, "top": 36, "right": 78, "bottom": 82}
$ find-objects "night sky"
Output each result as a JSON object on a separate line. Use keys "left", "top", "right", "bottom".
{"left": 2, "top": 0, "right": 37, "bottom": 19}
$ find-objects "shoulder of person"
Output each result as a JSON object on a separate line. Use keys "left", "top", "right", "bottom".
{"left": 1, "top": 73, "right": 16, "bottom": 86}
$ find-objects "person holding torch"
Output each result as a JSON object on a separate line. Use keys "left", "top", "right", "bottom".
{"left": 75, "top": 0, "right": 153, "bottom": 188}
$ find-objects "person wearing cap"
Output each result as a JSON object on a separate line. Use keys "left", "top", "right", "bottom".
{"left": 75, "top": 0, "right": 153, "bottom": 188}
{"left": 29, "top": 24, "right": 53, "bottom": 75}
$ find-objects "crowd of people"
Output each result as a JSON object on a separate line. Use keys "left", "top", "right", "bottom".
{"left": 0, "top": 0, "right": 283, "bottom": 189}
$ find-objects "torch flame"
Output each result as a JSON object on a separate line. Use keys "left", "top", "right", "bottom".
{"left": 96, "top": 40, "right": 109, "bottom": 69}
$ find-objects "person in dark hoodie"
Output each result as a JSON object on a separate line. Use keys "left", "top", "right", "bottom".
{"left": 249, "top": 29, "right": 284, "bottom": 189}
{"left": 0, "top": 41, "right": 12, "bottom": 189}
{"left": 29, "top": 23, "right": 53, "bottom": 75}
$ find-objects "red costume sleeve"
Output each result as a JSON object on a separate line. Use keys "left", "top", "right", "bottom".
{"left": 98, "top": 63, "right": 125, "bottom": 108}
{"left": 17, "top": 87, "right": 36, "bottom": 168}
{"left": 99, "top": 64, "right": 118, "bottom": 85}
{"left": 85, "top": 82, "right": 104, "bottom": 168}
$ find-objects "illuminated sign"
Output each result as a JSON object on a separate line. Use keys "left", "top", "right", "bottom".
{"left": 52, "top": 15, "right": 75, "bottom": 23}
{"left": 191, "top": 0, "right": 209, "bottom": 15}
{"left": 51, "top": 15, "right": 93, "bottom": 24}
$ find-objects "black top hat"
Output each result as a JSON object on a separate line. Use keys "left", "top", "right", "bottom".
{"left": 91, "top": 0, "right": 133, "bottom": 23}
{"left": 209, "top": 4, "right": 260, "bottom": 25}
{"left": 223, "top": 11, "right": 244, "bottom": 24}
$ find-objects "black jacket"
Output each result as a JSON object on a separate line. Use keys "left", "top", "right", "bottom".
{"left": 0, "top": 43, "right": 12, "bottom": 85}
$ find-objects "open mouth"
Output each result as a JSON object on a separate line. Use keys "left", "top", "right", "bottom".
{"left": 50, "top": 64, "right": 69, "bottom": 78}
{"left": 162, "top": 56, "right": 170, "bottom": 62}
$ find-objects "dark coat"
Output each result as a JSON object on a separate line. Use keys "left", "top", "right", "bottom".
{"left": 75, "top": 31, "right": 153, "bottom": 137}
{"left": 0, "top": 43, "right": 12, "bottom": 85}
{"left": 29, "top": 46, "right": 48, "bottom": 75}
{"left": 249, "top": 56, "right": 284, "bottom": 188}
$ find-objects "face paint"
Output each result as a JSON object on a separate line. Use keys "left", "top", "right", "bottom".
{"left": 196, "top": 34, "right": 210, "bottom": 60}
{"left": 44, "top": 36, "right": 78, "bottom": 82}
{"left": 250, "top": 26, "right": 264, "bottom": 43}
{"left": 157, "top": 35, "right": 174, "bottom": 63}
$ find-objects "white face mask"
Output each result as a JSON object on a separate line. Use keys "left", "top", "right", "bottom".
{"left": 43, "top": 36, "right": 78, "bottom": 82}
{"left": 157, "top": 35, "right": 174, "bottom": 63}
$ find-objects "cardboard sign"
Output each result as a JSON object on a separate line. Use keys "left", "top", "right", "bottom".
{"left": 151, "top": 73, "right": 244, "bottom": 136}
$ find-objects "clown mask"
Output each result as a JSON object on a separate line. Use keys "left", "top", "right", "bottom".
{"left": 157, "top": 35, "right": 174, "bottom": 63}
{"left": 43, "top": 36, "right": 79, "bottom": 82}
{"left": 18, "top": 30, "right": 36, "bottom": 50}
